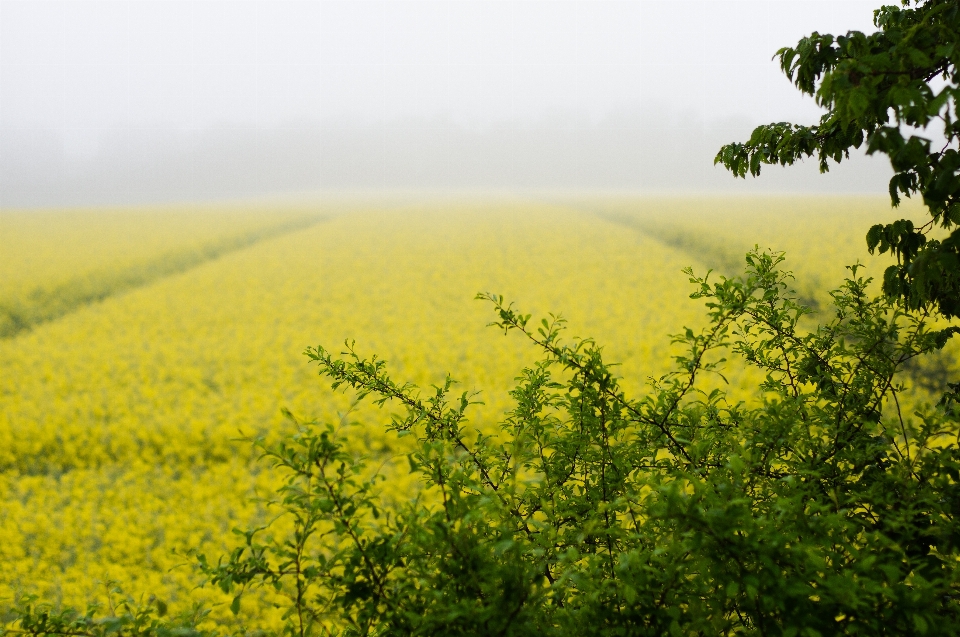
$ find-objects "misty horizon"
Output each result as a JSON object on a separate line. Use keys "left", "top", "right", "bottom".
{"left": 1, "top": 1, "right": 896, "bottom": 208}
{"left": 1, "top": 108, "right": 894, "bottom": 208}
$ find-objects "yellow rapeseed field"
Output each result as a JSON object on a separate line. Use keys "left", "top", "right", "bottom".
{"left": 0, "top": 196, "right": 940, "bottom": 628}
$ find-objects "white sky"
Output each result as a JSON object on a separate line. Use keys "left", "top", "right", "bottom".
{"left": 0, "top": 0, "right": 889, "bottom": 204}
{"left": 1, "top": 1, "right": 879, "bottom": 130}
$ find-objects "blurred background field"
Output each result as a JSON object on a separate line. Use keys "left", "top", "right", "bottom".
{"left": 0, "top": 196, "right": 946, "bottom": 626}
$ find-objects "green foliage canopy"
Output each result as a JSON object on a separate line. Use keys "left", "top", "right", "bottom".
{"left": 715, "top": 0, "right": 960, "bottom": 317}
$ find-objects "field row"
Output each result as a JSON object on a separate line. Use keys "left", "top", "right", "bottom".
{"left": 0, "top": 206, "right": 330, "bottom": 338}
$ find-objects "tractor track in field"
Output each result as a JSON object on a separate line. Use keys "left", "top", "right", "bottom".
{"left": 0, "top": 214, "right": 330, "bottom": 340}
{"left": 593, "top": 211, "right": 746, "bottom": 275}
{"left": 590, "top": 209, "right": 824, "bottom": 312}
{"left": 590, "top": 208, "right": 958, "bottom": 396}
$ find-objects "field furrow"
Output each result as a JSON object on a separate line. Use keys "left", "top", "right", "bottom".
{"left": 0, "top": 213, "right": 328, "bottom": 338}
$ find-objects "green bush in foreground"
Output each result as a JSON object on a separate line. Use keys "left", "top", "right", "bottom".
{"left": 200, "top": 251, "right": 960, "bottom": 636}
{"left": 8, "top": 249, "right": 958, "bottom": 636}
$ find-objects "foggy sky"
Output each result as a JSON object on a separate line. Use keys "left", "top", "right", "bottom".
{"left": 0, "top": 1, "right": 895, "bottom": 208}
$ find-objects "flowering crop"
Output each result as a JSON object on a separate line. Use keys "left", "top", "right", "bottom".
{"left": 0, "top": 197, "right": 939, "bottom": 628}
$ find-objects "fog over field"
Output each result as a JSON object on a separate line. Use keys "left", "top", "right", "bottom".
{"left": 1, "top": 1, "right": 894, "bottom": 208}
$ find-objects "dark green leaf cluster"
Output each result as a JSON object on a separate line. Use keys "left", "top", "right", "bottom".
{"left": 715, "top": 0, "right": 960, "bottom": 316}
{"left": 188, "top": 250, "right": 959, "bottom": 636}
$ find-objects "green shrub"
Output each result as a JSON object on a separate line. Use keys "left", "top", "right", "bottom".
{"left": 195, "top": 251, "right": 959, "bottom": 636}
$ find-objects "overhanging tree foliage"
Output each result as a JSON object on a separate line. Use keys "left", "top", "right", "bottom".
{"left": 715, "top": 0, "right": 960, "bottom": 318}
